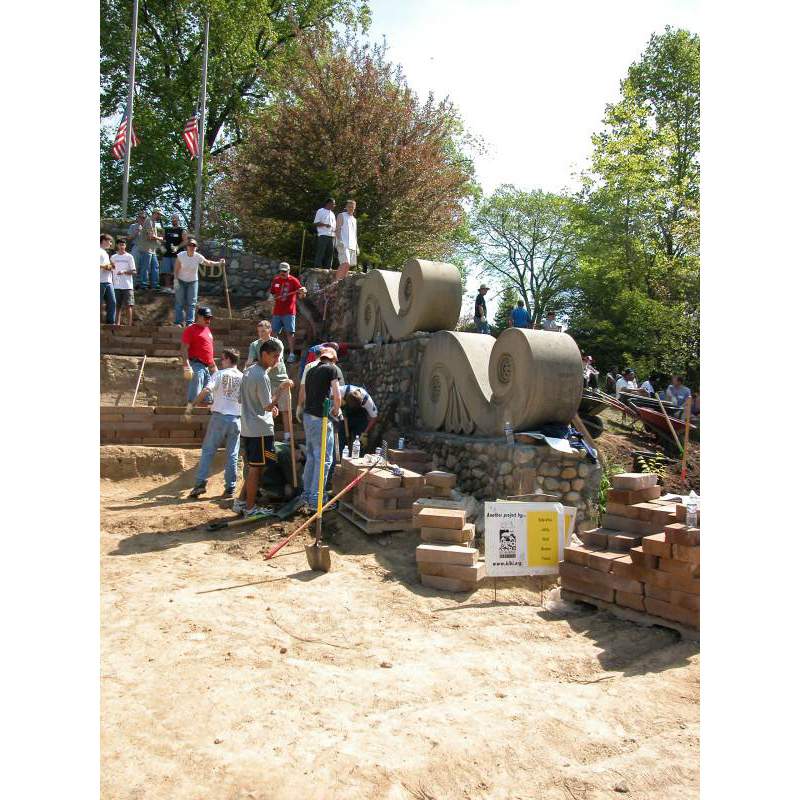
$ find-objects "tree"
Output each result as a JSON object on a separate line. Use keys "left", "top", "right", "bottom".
{"left": 491, "top": 286, "right": 519, "bottom": 336}
{"left": 100, "top": 0, "right": 369, "bottom": 219}
{"left": 568, "top": 27, "right": 700, "bottom": 386}
{"left": 461, "top": 186, "right": 580, "bottom": 327}
{"left": 213, "top": 33, "right": 481, "bottom": 266}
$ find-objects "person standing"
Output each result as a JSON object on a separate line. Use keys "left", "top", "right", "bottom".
{"left": 233, "top": 339, "right": 290, "bottom": 518}
{"left": 100, "top": 234, "right": 116, "bottom": 325}
{"left": 335, "top": 199, "right": 359, "bottom": 280}
{"left": 187, "top": 349, "right": 243, "bottom": 499}
{"left": 542, "top": 311, "right": 562, "bottom": 332}
{"left": 313, "top": 198, "right": 336, "bottom": 269}
{"left": 161, "top": 214, "right": 188, "bottom": 294}
{"left": 136, "top": 209, "right": 162, "bottom": 291}
{"left": 665, "top": 375, "right": 692, "bottom": 417}
{"left": 181, "top": 307, "right": 217, "bottom": 404}
{"left": 509, "top": 300, "right": 531, "bottom": 329}
{"left": 300, "top": 347, "right": 341, "bottom": 512}
{"left": 474, "top": 284, "right": 490, "bottom": 334}
{"left": 338, "top": 384, "right": 378, "bottom": 456}
{"left": 245, "top": 320, "right": 293, "bottom": 442}
{"left": 269, "top": 262, "right": 305, "bottom": 362}
{"left": 111, "top": 238, "right": 136, "bottom": 326}
{"left": 127, "top": 210, "right": 146, "bottom": 264}
{"left": 174, "top": 238, "right": 225, "bottom": 326}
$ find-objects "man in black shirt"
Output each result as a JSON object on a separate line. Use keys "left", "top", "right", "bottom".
{"left": 161, "top": 214, "right": 188, "bottom": 294}
{"left": 474, "top": 283, "right": 490, "bottom": 334}
{"left": 301, "top": 347, "right": 341, "bottom": 511}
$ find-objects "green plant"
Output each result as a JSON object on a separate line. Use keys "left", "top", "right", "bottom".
{"left": 634, "top": 451, "right": 670, "bottom": 483}
{"left": 596, "top": 459, "right": 626, "bottom": 520}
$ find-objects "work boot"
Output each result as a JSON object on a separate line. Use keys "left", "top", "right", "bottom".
{"left": 188, "top": 484, "right": 206, "bottom": 498}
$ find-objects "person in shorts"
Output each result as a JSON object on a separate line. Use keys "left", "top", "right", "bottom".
{"left": 334, "top": 199, "right": 359, "bottom": 280}
{"left": 111, "top": 238, "right": 136, "bottom": 326}
{"left": 269, "top": 262, "right": 305, "bottom": 362}
{"left": 234, "top": 339, "right": 291, "bottom": 518}
{"left": 245, "top": 320, "right": 293, "bottom": 442}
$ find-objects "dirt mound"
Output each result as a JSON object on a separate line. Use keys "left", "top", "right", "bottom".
{"left": 100, "top": 445, "right": 199, "bottom": 480}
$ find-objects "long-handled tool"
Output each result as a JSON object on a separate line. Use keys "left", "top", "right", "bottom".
{"left": 655, "top": 393, "right": 684, "bottom": 454}
{"left": 264, "top": 440, "right": 388, "bottom": 563}
{"left": 221, "top": 259, "right": 233, "bottom": 319}
{"left": 680, "top": 397, "right": 692, "bottom": 483}
{"left": 206, "top": 495, "right": 304, "bottom": 531}
{"left": 131, "top": 354, "right": 147, "bottom": 406}
{"left": 306, "top": 398, "right": 333, "bottom": 572}
{"left": 288, "top": 387, "right": 298, "bottom": 489}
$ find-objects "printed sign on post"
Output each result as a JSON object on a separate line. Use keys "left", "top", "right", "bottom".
{"left": 484, "top": 502, "right": 565, "bottom": 577}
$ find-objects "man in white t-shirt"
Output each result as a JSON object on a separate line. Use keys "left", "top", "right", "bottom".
{"left": 187, "top": 348, "right": 244, "bottom": 498}
{"left": 174, "top": 238, "right": 225, "bottom": 326}
{"left": 111, "top": 238, "right": 137, "bottom": 326}
{"left": 616, "top": 368, "right": 647, "bottom": 398}
{"left": 100, "top": 234, "right": 116, "bottom": 325}
{"left": 335, "top": 199, "right": 359, "bottom": 280}
{"left": 313, "top": 198, "right": 336, "bottom": 269}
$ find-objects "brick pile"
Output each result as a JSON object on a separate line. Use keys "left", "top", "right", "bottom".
{"left": 414, "top": 505, "right": 484, "bottom": 592}
{"left": 100, "top": 406, "right": 211, "bottom": 445}
{"left": 386, "top": 448, "right": 429, "bottom": 471}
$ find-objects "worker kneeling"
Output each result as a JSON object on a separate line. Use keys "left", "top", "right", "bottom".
{"left": 338, "top": 384, "right": 378, "bottom": 456}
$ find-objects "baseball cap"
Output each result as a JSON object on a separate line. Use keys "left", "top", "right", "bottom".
{"left": 278, "top": 262, "right": 290, "bottom": 272}
{"left": 196, "top": 306, "right": 213, "bottom": 319}
{"left": 318, "top": 347, "right": 338, "bottom": 362}
{"left": 187, "top": 238, "right": 197, "bottom": 246}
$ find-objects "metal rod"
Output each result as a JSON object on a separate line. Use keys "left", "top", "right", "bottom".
{"left": 121, "top": 0, "right": 139, "bottom": 220}
{"left": 194, "top": 16, "right": 210, "bottom": 241}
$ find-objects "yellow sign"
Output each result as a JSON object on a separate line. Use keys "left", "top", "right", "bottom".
{"left": 526, "top": 511, "right": 560, "bottom": 567}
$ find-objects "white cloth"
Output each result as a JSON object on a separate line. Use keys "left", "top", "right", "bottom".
{"left": 206, "top": 367, "right": 243, "bottom": 416}
{"left": 616, "top": 377, "right": 639, "bottom": 397}
{"left": 176, "top": 251, "right": 205, "bottom": 282}
{"left": 100, "top": 248, "right": 112, "bottom": 283}
{"left": 313, "top": 208, "right": 336, "bottom": 237}
{"left": 337, "top": 211, "right": 358, "bottom": 250}
{"left": 111, "top": 253, "right": 135, "bottom": 289}
{"left": 336, "top": 241, "right": 357, "bottom": 266}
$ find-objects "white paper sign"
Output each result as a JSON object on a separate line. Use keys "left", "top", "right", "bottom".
{"left": 484, "top": 502, "right": 565, "bottom": 577}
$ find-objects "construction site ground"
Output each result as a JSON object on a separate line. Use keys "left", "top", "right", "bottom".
{"left": 101, "top": 444, "right": 700, "bottom": 800}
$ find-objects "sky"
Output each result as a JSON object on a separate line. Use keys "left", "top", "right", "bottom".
{"left": 364, "top": 0, "right": 702, "bottom": 319}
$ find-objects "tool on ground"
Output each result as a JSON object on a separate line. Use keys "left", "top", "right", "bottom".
{"left": 287, "top": 387, "right": 298, "bottom": 488}
{"left": 572, "top": 415, "right": 606, "bottom": 471}
{"left": 306, "top": 397, "right": 333, "bottom": 572}
{"left": 655, "top": 393, "right": 683, "bottom": 454}
{"left": 205, "top": 495, "right": 304, "bottom": 531}
{"left": 680, "top": 397, "right": 692, "bottom": 483}
{"left": 221, "top": 259, "right": 233, "bottom": 318}
{"left": 264, "top": 439, "right": 388, "bottom": 563}
{"left": 131, "top": 354, "right": 147, "bottom": 406}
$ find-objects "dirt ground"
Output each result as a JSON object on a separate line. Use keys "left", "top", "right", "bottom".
{"left": 100, "top": 445, "right": 699, "bottom": 800}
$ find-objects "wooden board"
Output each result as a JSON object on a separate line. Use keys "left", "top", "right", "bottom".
{"left": 337, "top": 500, "right": 416, "bottom": 535}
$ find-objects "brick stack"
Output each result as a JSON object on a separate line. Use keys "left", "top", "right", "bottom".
{"left": 414, "top": 505, "right": 484, "bottom": 592}
{"left": 386, "top": 448, "right": 429, "bottom": 472}
{"left": 100, "top": 324, "right": 225, "bottom": 358}
{"left": 421, "top": 470, "right": 457, "bottom": 499}
{"left": 100, "top": 406, "right": 211, "bottom": 445}
{"left": 559, "top": 496, "right": 700, "bottom": 635}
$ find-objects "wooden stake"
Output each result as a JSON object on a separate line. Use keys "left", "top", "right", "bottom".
{"left": 131, "top": 354, "right": 147, "bottom": 406}
{"left": 221, "top": 261, "right": 233, "bottom": 319}
{"left": 680, "top": 397, "right": 692, "bottom": 483}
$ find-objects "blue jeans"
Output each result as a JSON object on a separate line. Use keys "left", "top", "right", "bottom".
{"left": 175, "top": 279, "right": 199, "bottom": 325}
{"left": 302, "top": 412, "right": 334, "bottom": 509}
{"left": 195, "top": 412, "right": 241, "bottom": 490}
{"left": 160, "top": 255, "right": 176, "bottom": 275}
{"left": 474, "top": 316, "right": 490, "bottom": 334}
{"left": 136, "top": 250, "right": 159, "bottom": 288}
{"left": 188, "top": 359, "right": 212, "bottom": 404}
{"left": 100, "top": 282, "right": 116, "bottom": 324}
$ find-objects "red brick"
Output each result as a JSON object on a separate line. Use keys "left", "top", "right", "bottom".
{"left": 611, "top": 473, "right": 659, "bottom": 490}
{"left": 672, "top": 543, "right": 701, "bottom": 565}
{"left": 607, "top": 486, "right": 661, "bottom": 504}
{"left": 579, "top": 528, "right": 609, "bottom": 548}
{"left": 415, "top": 544, "right": 477, "bottom": 565}
{"left": 560, "top": 575, "right": 615, "bottom": 603}
{"left": 417, "top": 561, "right": 485, "bottom": 582}
{"left": 610, "top": 555, "right": 637, "bottom": 578}
{"left": 563, "top": 545, "right": 602, "bottom": 567}
{"left": 387, "top": 448, "right": 427, "bottom": 462}
{"left": 420, "top": 526, "right": 473, "bottom": 545}
{"left": 397, "top": 468, "right": 425, "bottom": 488}
{"left": 669, "top": 589, "right": 700, "bottom": 612}
{"left": 641, "top": 533, "right": 672, "bottom": 558}
{"left": 560, "top": 562, "right": 614, "bottom": 588}
{"left": 657, "top": 557, "right": 700, "bottom": 578}
{"left": 644, "top": 597, "right": 699, "bottom": 628}
{"left": 675, "top": 504, "right": 701, "bottom": 525}
{"left": 420, "top": 573, "right": 478, "bottom": 593}
{"left": 607, "top": 533, "right": 642, "bottom": 552}
{"left": 425, "top": 471, "right": 457, "bottom": 489}
{"left": 641, "top": 568, "right": 700, "bottom": 595}
{"left": 606, "top": 501, "right": 677, "bottom": 526}
{"left": 644, "top": 583, "right": 671, "bottom": 601}
{"left": 583, "top": 550, "right": 626, "bottom": 573}
{"left": 411, "top": 499, "right": 467, "bottom": 516}
{"left": 601, "top": 514, "right": 664, "bottom": 535}
{"left": 414, "top": 508, "right": 466, "bottom": 530}
{"left": 615, "top": 590, "right": 646, "bottom": 611}
{"left": 364, "top": 469, "right": 403, "bottom": 489}
{"left": 664, "top": 523, "right": 701, "bottom": 546}
{"left": 609, "top": 574, "right": 644, "bottom": 595}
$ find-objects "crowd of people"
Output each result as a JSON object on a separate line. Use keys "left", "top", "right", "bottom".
{"left": 472, "top": 286, "right": 564, "bottom": 334}
{"left": 603, "top": 366, "right": 699, "bottom": 421}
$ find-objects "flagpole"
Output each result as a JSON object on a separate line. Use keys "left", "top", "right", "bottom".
{"left": 194, "top": 16, "right": 210, "bottom": 241}
{"left": 121, "top": 0, "right": 139, "bottom": 221}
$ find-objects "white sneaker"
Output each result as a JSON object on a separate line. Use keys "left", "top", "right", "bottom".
{"left": 244, "top": 505, "right": 275, "bottom": 518}
{"left": 232, "top": 499, "right": 247, "bottom": 515}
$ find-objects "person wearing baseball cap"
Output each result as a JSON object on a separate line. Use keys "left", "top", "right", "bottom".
{"left": 338, "top": 382, "right": 378, "bottom": 457}
{"left": 474, "top": 283, "right": 491, "bottom": 334}
{"left": 616, "top": 367, "right": 645, "bottom": 398}
{"left": 181, "top": 306, "right": 217, "bottom": 405}
{"left": 174, "top": 239, "right": 225, "bottom": 326}
{"left": 269, "top": 262, "right": 306, "bottom": 362}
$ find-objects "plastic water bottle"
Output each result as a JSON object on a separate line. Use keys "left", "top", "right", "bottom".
{"left": 397, "top": 437, "right": 405, "bottom": 450}
{"left": 341, "top": 445, "right": 350, "bottom": 461}
{"left": 504, "top": 421, "right": 514, "bottom": 446}
{"left": 375, "top": 447, "right": 383, "bottom": 463}
{"left": 686, "top": 490, "right": 698, "bottom": 527}
{"left": 352, "top": 439, "right": 361, "bottom": 459}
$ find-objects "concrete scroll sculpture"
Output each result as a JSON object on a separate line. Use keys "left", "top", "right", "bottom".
{"left": 356, "top": 258, "right": 462, "bottom": 343}
{"left": 418, "top": 328, "right": 584, "bottom": 435}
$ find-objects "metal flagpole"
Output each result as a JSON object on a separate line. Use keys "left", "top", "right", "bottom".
{"left": 121, "top": 0, "right": 139, "bottom": 221}
{"left": 194, "top": 16, "right": 210, "bottom": 241}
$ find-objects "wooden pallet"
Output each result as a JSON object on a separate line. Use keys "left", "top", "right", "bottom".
{"left": 337, "top": 500, "right": 417, "bottom": 535}
{"left": 560, "top": 589, "right": 699, "bottom": 641}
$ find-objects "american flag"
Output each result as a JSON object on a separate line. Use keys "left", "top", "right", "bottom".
{"left": 183, "top": 110, "right": 200, "bottom": 158}
{"left": 111, "top": 113, "right": 139, "bottom": 160}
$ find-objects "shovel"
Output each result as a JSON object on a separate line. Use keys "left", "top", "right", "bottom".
{"left": 306, "top": 398, "right": 333, "bottom": 572}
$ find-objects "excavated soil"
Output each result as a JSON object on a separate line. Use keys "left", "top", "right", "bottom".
{"left": 101, "top": 445, "right": 699, "bottom": 800}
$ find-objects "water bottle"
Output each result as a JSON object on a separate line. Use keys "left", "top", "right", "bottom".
{"left": 685, "top": 489, "right": 698, "bottom": 527}
{"left": 504, "top": 421, "right": 514, "bottom": 446}
{"left": 397, "top": 437, "right": 405, "bottom": 450}
{"left": 375, "top": 447, "right": 383, "bottom": 463}
{"left": 352, "top": 439, "right": 361, "bottom": 459}
{"left": 341, "top": 445, "right": 350, "bottom": 461}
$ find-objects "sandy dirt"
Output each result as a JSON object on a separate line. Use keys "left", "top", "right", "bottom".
{"left": 101, "top": 446, "right": 699, "bottom": 800}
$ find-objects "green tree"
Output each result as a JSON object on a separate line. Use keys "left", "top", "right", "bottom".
{"left": 491, "top": 285, "right": 519, "bottom": 335}
{"left": 568, "top": 27, "right": 700, "bottom": 386}
{"left": 100, "top": 0, "right": 370, "bottom": 220}
{"left": 214, "top": 33, "right": 481, "bottom": 266}
{"left": 462, "top": 186, "right": 579, "bottom": 326}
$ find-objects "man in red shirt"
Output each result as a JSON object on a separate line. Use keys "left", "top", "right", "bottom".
{"left": 270, "top": 262, "right": 306, "bottom": 362}
{"left": 180, "top": 306, "right": 218, "bottom": 404}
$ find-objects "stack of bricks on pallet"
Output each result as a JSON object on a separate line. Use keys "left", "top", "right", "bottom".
{"left": 582, "top": 472, "right": 678, "bottom": 553}
{"left": 100, "top": 406, "right": 211, "bottom": 445}
{"left": 559, "top": 487, "right": 699, "bottom": 632}
{"left": 414, "top": 505, "right": 484, "bottom": 592}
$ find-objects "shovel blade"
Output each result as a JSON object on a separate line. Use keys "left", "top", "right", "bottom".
{"left": 305, "top": 542, "right": 332, "bottom": 572}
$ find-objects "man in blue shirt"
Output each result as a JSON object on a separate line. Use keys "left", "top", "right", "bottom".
{"left": 665, "top": 375, "right": 692, "bottom": 418}
{"left": 509, "top": 300, "right": 531, "bottom": 329}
